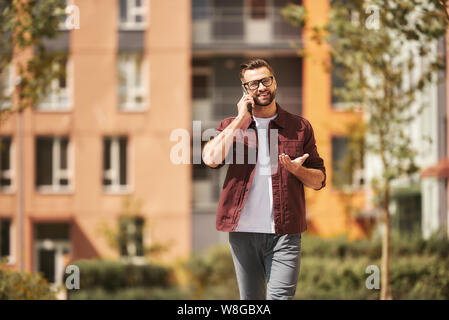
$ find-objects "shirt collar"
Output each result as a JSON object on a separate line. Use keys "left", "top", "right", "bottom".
{"left": 241, "top": 103, "right": 286, "bottom": 131}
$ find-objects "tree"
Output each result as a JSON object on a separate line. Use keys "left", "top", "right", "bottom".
{"left": 0, "top": 260, "right": 56, "bottom": 299}
{"left": 97, "top": 196, "right": 170, "bottom": 261}
{"left": 282, "top": 0, "right": 447, "bottom": 299}
{"left": 0, "top": 0, "right": 66, "bottom": 122}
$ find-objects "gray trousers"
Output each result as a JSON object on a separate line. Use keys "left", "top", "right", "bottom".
{"left": 228, "top": 232, "right": 302, "bottom": 300}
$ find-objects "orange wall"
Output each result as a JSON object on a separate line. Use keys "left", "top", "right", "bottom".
{"left": 0, "top": 0, "right": 192, "bottom": 272}
{"left": 302, "top": 0, "right": 366, "bottom": 239}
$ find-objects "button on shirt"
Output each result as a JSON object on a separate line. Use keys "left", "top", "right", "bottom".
{"left": 235, "top": 113, "right": 278, "bottom": 234}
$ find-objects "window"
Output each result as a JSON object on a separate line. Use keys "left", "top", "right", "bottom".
{"left": 330, "top": 53, "right": 362, "bottom": 110}
{"left": 0, "top": 137, "right": 12, "bottom": 191}
{"left": 193, "top": 74, "right": 210, "bottom": 100}
{"left": 37, "top": 59, "right": 70, "bottom": 111}
{"left": 331, "top": 58, "right": 345, "bottom": 106}
{"left": 118, "top": 53, "right": 146, "bottom": 111}
{"left": 57, "top": 0, "right": 68, "bottom": 30}
{"left": 0, "top": 64, "right": 14, "bottom": 111}
{"left": 249, "top": 0, "right": 266, "bottom": 19}
{"left": 213, "top": 0, "right": 244, "bottom": 40}
{"left": 34, "top": 223, "right": 70, "bottom": 285}
{"left": 103, "top": 136, "right": 128, "bottom": 192}
{"left": 192, "top": 59, "right": 211, "bottom": 100}
{"left": 332, "top": 136, "right": 351, "bottom": 188}
{"left": 36, "top": 137, "right": 71, "bottom": 192}
{"left": 119, "top": 0, "right": 148, "bottom": 30}
{"left": 192, "top": 158, "right": 224, "bottom": 209}
{"left": 193, "top": 161, "right": 209, "bottom": 180}
{"left": 273, "top": 0, "right": 303, "bottom": 39}
{"left": 193, "top": 0, "right": 209, "bottom": 20}
{"left": 332, "top": 136, "right": 364, "bottom": 189}
{"left": 0, "top": 219, "right": 11, "bottom": 260}
{"left": 119, "top": 216, "right": 144, "bottom": 257}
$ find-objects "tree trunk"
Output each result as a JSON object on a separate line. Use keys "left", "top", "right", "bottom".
{"left": 380, "top": 183, "right": 392, "bottom": 300}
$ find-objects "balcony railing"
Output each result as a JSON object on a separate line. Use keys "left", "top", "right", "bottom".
{"left": 193, "top": 86, "right": 302, "bottom": 124}
{"left": 192, "top": 6, "right": 302, "bottom": 48}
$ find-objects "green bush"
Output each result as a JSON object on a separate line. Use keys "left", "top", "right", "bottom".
{"left": 66, "top": 259, "right": 172, "bottom": 291}
{"left": 295, "top": 256, "right": 379, "bottom": 299}
{"left": 183, "top": 234, "right": 449, "bottom": 300}
{"left": 301, "top": 233, "right": 449, "bottom": 260}
{"left": 184, "top": 245, "right": 239, "bottom": 300}
{"left": 65, "top": 234, "right": 449, "bottom": 300}
{"left": 68, "top": 286, "right": 189, "bottom": 300}
{"left": 65, "top": 259, "right": 182, "bottom": 299}
{"left": 299, "top": 234, "right": 449, "bottom": 299}
{"left": 0, "top": 268, "right": 56, "bottom": 300}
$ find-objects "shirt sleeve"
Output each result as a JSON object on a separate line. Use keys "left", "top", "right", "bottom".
{"left": 302, "top": 119, "right": 326, "bottom": 190}
{"left": 205, "top": 119, "right": 229, "bottom": 170}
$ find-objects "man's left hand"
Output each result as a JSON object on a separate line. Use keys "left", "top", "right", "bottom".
{"left": 279, "top": 153, "right": 309, "bottom": 174}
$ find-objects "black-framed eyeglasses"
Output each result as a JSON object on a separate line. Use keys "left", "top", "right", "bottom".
{"left": 242, "top": 76, "right": 274, "bottom": 91}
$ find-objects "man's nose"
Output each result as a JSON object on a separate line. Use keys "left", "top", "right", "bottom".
{"left": 257, "top": 81, "right": 268, "bottom": 91}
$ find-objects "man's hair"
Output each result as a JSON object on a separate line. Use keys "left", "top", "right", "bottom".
{"left": 239, "top": 58, "right": 274, "bottom": 82}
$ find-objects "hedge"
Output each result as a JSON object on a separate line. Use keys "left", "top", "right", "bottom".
{"left": 184, "top": 245, "right": 239, "bottom": 300}
{"left": 65, "top": 234, "right": 449, "bottom": 300}
{"left": 68, "top": 286, "right": 189, "bottom": 300}
{"left": 65, "top": 259, "right": 172, "bottom": 291}
{"left": 184, "top": 234, "right": 449, "bottom": 300}
{"left": 65, "top": 259, "right": 185, "bottom": 299}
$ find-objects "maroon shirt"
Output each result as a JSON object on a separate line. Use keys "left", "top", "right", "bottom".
{"left": 209, "top": 104, "right": 326, "bottom": 234}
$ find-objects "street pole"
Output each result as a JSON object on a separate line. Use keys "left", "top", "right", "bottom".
{"left": 16, "top": 72, "right": 24, "bottom": 272}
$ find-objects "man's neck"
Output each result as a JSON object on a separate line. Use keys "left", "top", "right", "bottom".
{"left": 252, "top": 100, "right": 277, "bottom": 118}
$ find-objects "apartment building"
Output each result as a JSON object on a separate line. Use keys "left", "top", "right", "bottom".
{"left": 0, "top": 0, "right": 191, "bottom": 286}
{"left": 420, "top": 36, "right": 449, "bottom": 239}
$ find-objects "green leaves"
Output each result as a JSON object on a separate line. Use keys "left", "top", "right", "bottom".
{"left": 0, "top": 0, "right": 66, "bottom": 116}
{"left": 0, "top": 267, "right": 56, "bottom": 300}
{"left": 12, "top": 0, "right": 65, "bottom": 48}
{"left": 281, "top": 3, "right": 306, "bottom": 29}
{"left": 320, "top": 0, "right": 446, "bottom": 185}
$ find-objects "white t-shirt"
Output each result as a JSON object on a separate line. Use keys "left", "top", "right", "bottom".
{"left": 235, "top": 113, "right": 278, "bottom": 234}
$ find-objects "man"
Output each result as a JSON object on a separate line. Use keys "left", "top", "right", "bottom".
{"left": 202, "top": 59, "right": 326, "bottom": 300}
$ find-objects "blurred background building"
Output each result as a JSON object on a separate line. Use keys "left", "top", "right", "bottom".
{"left": 0, "top": 0, "right": 191, "bottom": 287}
{"left": 0, "top": 0, "right": 448, "bottom": 287}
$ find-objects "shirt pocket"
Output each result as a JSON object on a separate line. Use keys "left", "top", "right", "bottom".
{"left": 279, "top": 139, "right": 304, "bottom": 160}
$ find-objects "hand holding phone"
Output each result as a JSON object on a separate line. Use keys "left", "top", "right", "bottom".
{"left": 241, "top": 87, "right": 253, "bottom": 116}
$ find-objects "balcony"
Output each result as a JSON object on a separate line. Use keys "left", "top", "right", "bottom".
{"left": 192, "top": 5, "right": 302, "bottom": 51}
{"left": 193, "top": 86, "right": 302, "bottom": 127}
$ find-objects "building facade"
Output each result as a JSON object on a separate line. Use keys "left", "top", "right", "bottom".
{"left": 0, "top": 0, "right": 400, "bottom": 287}
{"left": 420, "top": 34, "right": 449, "bottom": 240}
{"left": 0, "top": 0, "right": 191, "bottom": 286}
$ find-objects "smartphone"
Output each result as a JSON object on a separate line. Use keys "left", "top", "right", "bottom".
{"left": 242, "top": 86, "right": 253, "bottom": 115}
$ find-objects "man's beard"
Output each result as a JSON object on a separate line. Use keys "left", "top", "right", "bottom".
{"left": 254, "top": 90, "right": 276, "bottom": 106}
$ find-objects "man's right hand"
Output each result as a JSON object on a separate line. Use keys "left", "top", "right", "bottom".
{"left": 203, "top": 93, "right": 253, "bottom": 168}
{"left": 237, "top": 93, "right": 254, "bottom": 122}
